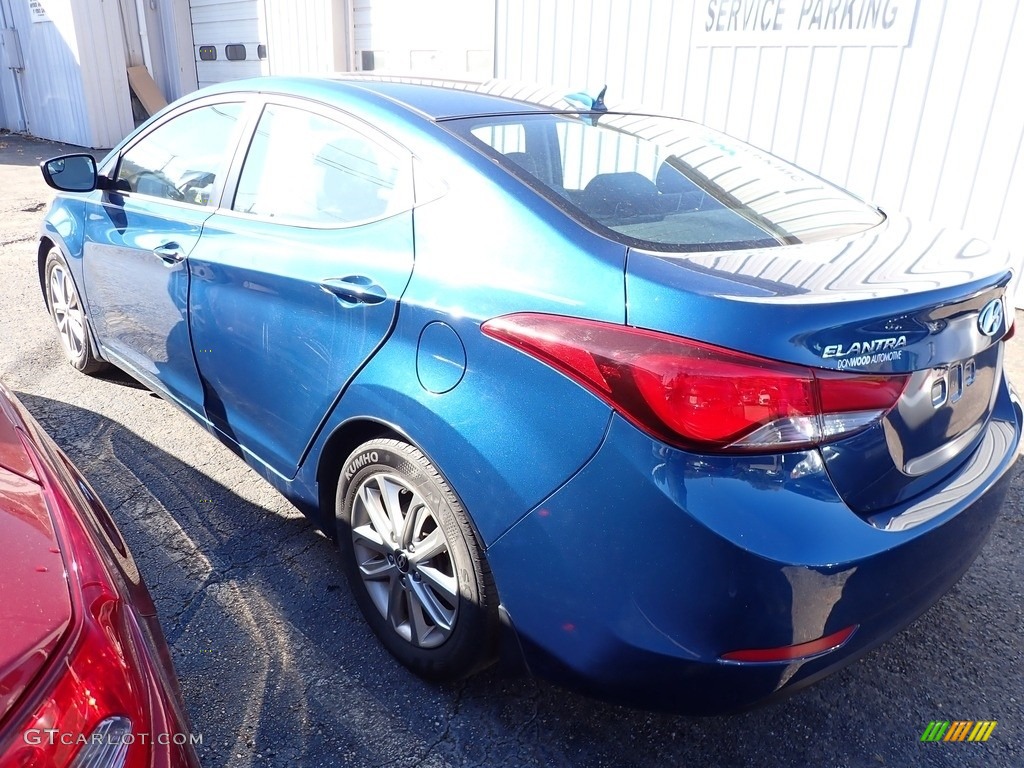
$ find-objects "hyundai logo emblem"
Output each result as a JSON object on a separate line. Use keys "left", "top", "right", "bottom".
{"left": 978, "top": 299, "right": 1004, "bottom": 338}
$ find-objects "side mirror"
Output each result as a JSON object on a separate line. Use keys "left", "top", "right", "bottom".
{"left": 40, "top": 154, "right": 98, "bottom": 192}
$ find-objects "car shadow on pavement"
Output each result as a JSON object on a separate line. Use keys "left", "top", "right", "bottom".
{"left": 93, "top": 365, "right": 150, "bottom": 390}
{"left": 15, "top": 392, "right": 1024, "bottom": 768}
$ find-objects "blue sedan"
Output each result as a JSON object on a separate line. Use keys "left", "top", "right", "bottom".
{"left": 37, "top": 76, "right": 1021, "bottom": 713}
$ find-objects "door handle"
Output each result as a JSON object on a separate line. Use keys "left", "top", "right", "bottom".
{"left": 319, "top": 275, "right": 387, "bottom": 306}
{"left": 153, "top": 242, "right": 184, "bottom": 264}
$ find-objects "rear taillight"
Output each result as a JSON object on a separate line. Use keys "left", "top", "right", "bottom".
{"left": 0, "top": 434, "right": 150, "bottom": 768}
{"left": 482, "top": 314, "right": 909, "bottom": 452}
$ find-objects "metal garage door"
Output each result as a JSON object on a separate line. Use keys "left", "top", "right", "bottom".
{"left": 352, "top": 0, "right": 493, "bottom": 77}
{"left": 190, "top": 0, "right": 266, "bottom": 88}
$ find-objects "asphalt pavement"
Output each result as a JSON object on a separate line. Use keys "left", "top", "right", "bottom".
{"left": 0, "top": 132, "right": 1021, "bottom": 768}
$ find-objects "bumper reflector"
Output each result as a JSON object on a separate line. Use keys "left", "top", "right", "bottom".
{"left": 720, "top": 625, "right": 858, "bottom": 663}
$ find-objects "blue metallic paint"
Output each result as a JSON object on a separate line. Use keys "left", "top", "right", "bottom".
{"left": 416, "top": 322, "right": 467, "bottom": 394}
{"left": 187, "top": 210, "right": 415, "bottom": 478}
{"left": 296, "top": 305, "right": 616, "bottom": 545}
{"left": 626, "top": 246, "right": 1012, "bottom": 375}
{"left": 36, "top": 76, "right": 1023, "bottom": 713}
{"left": 82, "top": 194, "right": 209, "bottom": 415}
{"left": 290, "top": 126, "right": 633, "bottom": 543}
{"left": 488, "top": 383, "right": 1019, "bottom": 712}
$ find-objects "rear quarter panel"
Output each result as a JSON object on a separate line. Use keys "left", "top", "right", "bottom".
{"left": 301, "top": 118, "right": 629, "bottom": 545}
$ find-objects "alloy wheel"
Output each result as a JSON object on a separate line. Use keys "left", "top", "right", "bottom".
{"left": 48, "top": 262, "right": 86, "bottom": 361}
{"left": 350, "top": 472, "right": 458, "bottom": 649}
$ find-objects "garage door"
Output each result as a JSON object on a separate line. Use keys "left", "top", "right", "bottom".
{"left": 191, "top": 0, "right": 266, "bottom": 88}
{"left": 352, "top": 0, "right": 493, "bottom": 77}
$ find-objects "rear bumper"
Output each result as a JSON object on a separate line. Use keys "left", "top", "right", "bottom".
{"left": 488, "top": 379, "right": 1021, "bottom": 713}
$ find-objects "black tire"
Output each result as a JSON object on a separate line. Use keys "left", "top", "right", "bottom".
{"left": 336, "top": 438, "right": 498, "bottom": 680}
{"left": 44, "top": 249, "right": 107, "bottom": 374}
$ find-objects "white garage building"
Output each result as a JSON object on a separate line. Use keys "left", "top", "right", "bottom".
{"left": 0, "top": 0, "right": 493, "bottom": 147}
{"left": 0, "top": 0, "right": 1019, "bottom": 267}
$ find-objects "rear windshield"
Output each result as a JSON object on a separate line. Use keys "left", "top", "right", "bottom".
{"left": 446, "top": 112, "right": 883, "bottom": 251}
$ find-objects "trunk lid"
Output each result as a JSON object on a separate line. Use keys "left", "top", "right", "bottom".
{"left": 625, "top": 214, "right": 1018, "bottom": 515}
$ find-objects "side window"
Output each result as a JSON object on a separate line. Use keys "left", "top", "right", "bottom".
{"left": 232, "top": 104, "right": 410, "bottom": 226}
{"left": 116, "top": 103, "right": 243, "bottom": 206}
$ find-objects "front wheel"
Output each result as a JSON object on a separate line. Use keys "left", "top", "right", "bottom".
{"left": 337, "top": 438, "right": 498, "bottom": 680}
{"left": 44, "top": 249, "right": 106, "bottom": 374}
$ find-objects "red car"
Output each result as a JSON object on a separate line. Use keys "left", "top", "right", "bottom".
{"left": 0, "top": 382, "right": 199, "bottom": 768}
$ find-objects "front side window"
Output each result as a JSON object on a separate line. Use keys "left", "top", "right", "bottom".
{"left": 116, "top": 103, "right": 243, "bottom": 206}
{"left": 451, "top": 113, "right": 884, "bottom": 251}
{"left": 232, "top": 104, "right": 410, "bottom": 226}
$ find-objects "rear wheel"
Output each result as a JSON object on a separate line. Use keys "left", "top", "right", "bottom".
{"left": 44, "top": 249, "right": 106, "bottom": 374}
{"left": 336, "top": 438, "right": 497, "bottom": 680}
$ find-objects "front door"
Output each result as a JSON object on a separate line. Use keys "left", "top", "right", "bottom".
{"left": 82, "top": 102, "right": 246, "bottom": 417}
{"left": 188, "top": 101, "right": 416, "bottom": 477}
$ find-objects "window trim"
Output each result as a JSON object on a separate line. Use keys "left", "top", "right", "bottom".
{"left": 105, "top": 97, "right": 254, "bottom": 211}
{"left": 217, "top": 94, "right": 417, "bottom": 231}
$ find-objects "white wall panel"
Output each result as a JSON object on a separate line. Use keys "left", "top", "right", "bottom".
{"left": 263, "top": 0, "right": 345, "bottom": 75}
{"left": 190, "top": 0, "right": 257, "bottom": 23}
{"left": 818, "top": 46, "right": 868, "bottom": 186}
{"left": 0, "top": 0, "right": 132, "bottom": 147}
{"left": 846, "top": 45, "right": 900, "bottom": 196}
{"left": 638, "top": 1, "right": 671, "bottom": 106}
{"left": 701, "top": 46, "right": 732, "bottom": 129}
{"left": 190, "top": 18, "right": 258, "bottom": 44}
{"left": 931, "top": 1, "right": 1015, "bottom": 226}
{"left": 495, "top": 0, "right": 1023, "bottom": 266}
{"left": 767, "top": 46, "right": 811, "bottom": 162}
{"left": 74, "top": 0, "right": 135, "bottom": 147}
{"left": 157, "top": 0, "right": 199, "bottom": 100}
{"left": 0, "top": 0, "right": 88, "bottom": 144}
{"left": 746, "top": 47, "right": 784, "bottom": 149}
{"left": 353, "top": 0, "right": 493, "bottom": 77}
{"left": 723, "top": 46, "right": 757, "bottom": 139}
{"left": 796, "top": 46, "right": 841, "bottom": 172}
{"left": 966, "top": 6, "right": 1023, "bottom": 240}
{"left": 548, "top": 0, "right": 574, "bottom": 85}
{"left": 897, "top": 1, "right": 974, "bottom": 214}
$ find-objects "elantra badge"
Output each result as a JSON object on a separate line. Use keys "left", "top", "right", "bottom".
{"left": 978, "top": 299, "right": 1003, "bottom": 338}
{"left": 821, "top": 336, "right": 907, "bottom": 359}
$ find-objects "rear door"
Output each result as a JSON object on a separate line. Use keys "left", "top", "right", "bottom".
{"left": 83, "top": 101, "right": 247, "bottom": 416}
{"left": 188, "top": 98, "right": 416, "bottom": 477}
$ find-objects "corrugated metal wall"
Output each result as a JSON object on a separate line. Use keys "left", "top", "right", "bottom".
{"left": 353, "top": 0, "right": 494, "bottom": 76}
{"left": 0, "top": 0, "right": 133, "bottom": 148}
{"left": 75, "top": 0, "right": 135, "bottom": 147}
{"left": 494, "top": 0, "right": 1024, "bottom": 253}
{"left": 158, "top": 0, "right": 199, "bottom": 101}
{"left": 0, "top": 1, "right": 89, "bottom": 146}
{"left": 263, "top": 0, "right": 347, "bottom": 75}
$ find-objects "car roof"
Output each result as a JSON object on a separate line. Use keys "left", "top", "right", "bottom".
{"left": 197, "top": 75, "right": 589, "bottom": 121}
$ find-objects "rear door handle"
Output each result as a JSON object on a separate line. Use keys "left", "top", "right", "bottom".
{"left": 319, "top": 275, "right": 387, "bottom": 306}
{"left": 153, "top": 242, "right": 185, "bottom": 264}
